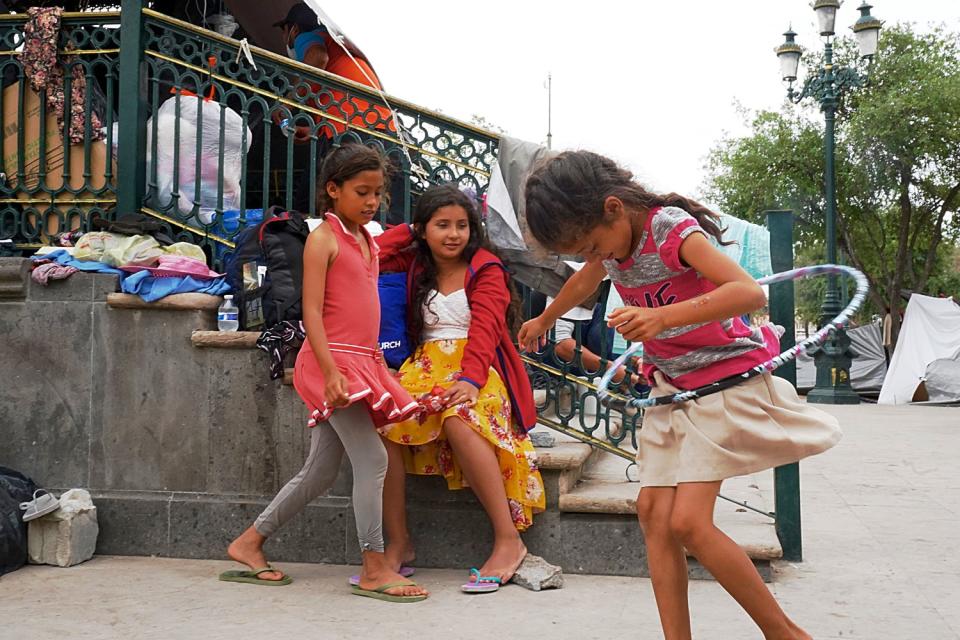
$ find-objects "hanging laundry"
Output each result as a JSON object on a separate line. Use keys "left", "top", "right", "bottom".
{"left": 21, "top": 7, "right": 105, "bottom": 144}
{"left": 716, "top": 213, "right": 773, "bottom": 280}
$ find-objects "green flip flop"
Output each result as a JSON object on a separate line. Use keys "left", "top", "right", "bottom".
{"left": 218, "top": 566, "right": 292, "bottom": 586}
{"left": 350, "top": 580, "right": 428, "bottom": 603}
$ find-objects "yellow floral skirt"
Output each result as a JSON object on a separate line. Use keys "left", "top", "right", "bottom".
{"left": 379, "top": 339, "right": 545, "bottom": 531}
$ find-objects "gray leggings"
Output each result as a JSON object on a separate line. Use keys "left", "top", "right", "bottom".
{"left": 254, "top": 402, "right": 388, "bottom": 553}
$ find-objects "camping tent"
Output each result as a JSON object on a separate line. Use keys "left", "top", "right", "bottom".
{"left": 796, "top": 321, "right": 888, "bottom": 395}
{"left": 878, "top": 294, "right": 960, "bottom": 404}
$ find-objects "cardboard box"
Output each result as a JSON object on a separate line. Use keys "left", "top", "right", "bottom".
{"left": 2, "top": 82, "right": 113, "bottom": 241}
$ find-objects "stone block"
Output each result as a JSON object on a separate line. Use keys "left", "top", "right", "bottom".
{"left": 89, "top": 304, "right": 211, "bottom": 492}
{"left": 512, "top": 553, "right": 563, "bottom": 591}
{"left": 0, "top": 300, "right": 92, "bottom": 488}
{"left": 559, "top": 513, "right": 647, "bottom": 576}
{"left": 28, "top": 271, "right": 94, "bottom": 302}
{"left": 530, "top": 431, "right": 557, "bottom": 448}
{"left": 93, "top": 492, "right": 171, "bottom": 556}
{"left": 0, "top": 257, "right": 30, "bottom": 299}
{"left": 204, "top": 348, "right": 284, "bottom": 495}
{"left": 27, "top": 489, "right": 98, "bottom": 567}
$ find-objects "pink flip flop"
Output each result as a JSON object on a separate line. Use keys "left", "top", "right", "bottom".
{"left": 348, "top": 565, "right": 415, "bottom": 587}
{"left": 461, "top": 568, "right": 502, "bottom": 594}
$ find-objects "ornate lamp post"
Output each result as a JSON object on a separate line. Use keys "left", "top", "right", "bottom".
{"left": 775, "top": 1, "right": 882, "bottom": 405}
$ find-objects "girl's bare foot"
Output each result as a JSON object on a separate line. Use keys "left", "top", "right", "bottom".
{"left": 226, "top": 526, "right": 285, "bottom": 581}
{"left": 477, "top": 535, "right": 527, "bottom": 583}
{"left": 384, "top": 537, "right": 416, "bottom": 573}
{"left": 358, "top": 551, "right": 429, "bottom": 598}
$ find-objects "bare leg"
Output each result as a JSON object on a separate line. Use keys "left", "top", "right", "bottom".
{"left": 636, "top": 487, "right": 691, "bottom": 640}
{"left": 671, "top": 481, "right": 810, "bottom": 640}
{"left": 381, "top": 437, "right": 416, "bottom": 572}
{"left": 227, "top": 526, "right": 285, "bottom": 581}
{"left": 443, "top": 416, "right": 527, "bottom": 582}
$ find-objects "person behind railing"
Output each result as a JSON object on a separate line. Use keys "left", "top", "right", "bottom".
{"left": 548, "top": 289, "right": 648, "bottom": 393}
{"left": 376, "top": 184, "right": 544, "bottom": 594}
{"left": 274, "top": 3, "right": 405, "bottom": 221}
{"left": 518, "top": 150, "right": 841, "bottom": 639}
{"left": 222, "top": 145, "right": 428, "bottom": 603}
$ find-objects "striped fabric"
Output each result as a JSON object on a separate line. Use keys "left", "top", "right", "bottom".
{"left": 602, "top": 207, "right": 780, "bottom": 389}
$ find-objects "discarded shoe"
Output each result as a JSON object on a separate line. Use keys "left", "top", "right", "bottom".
{"left": 19, "top": 490, "right": 60, "bottom": 522}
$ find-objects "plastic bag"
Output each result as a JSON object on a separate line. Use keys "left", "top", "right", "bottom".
{"left": 146, "top": 95, "right": 253, "bottom": 225}
{"left": 0, "top": 466, "right": 38, "bottom": 576}
{"left": 74, "top": 232, "right": 163, "bottom": 267}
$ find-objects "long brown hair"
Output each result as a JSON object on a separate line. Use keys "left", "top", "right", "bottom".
{"left": 523, "top": 150, "right": 730, "bottom": 251}
{"left": 408, "top": 184, "right": 522, "bottom": 347}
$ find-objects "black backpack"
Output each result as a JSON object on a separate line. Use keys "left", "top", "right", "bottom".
{"left": 226, "top": 207, "right": 311, "bottom": 331}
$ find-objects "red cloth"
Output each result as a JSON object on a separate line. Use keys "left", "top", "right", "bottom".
{"left": 377, "top": 224, "right": 537, "bottom": 431}
{"left": 294, "top": 213, "right": 418, "bottom": 428}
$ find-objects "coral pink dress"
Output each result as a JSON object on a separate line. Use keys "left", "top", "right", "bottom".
{"left": 293, "top": 213, "right": 418, "bottom": 428}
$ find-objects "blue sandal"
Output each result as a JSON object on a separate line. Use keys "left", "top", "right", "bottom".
{"left": 461, "top": 567, "right": 501, "bottom": 593}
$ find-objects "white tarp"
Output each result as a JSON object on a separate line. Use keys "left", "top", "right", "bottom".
{"left": 878, "top": 294, "right": 960, "bottom": 404}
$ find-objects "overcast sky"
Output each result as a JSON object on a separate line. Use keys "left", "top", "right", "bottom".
{"left": 319, "top": 1, "right": 958, "bottom": 204}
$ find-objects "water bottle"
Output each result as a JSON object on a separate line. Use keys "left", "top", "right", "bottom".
{"left": 218, "top": 295, "right": 239, "bottom": 332}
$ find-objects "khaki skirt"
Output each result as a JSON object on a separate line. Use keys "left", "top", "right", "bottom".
{"left": 637, "top": 371, "right": 842, "bottom": 487}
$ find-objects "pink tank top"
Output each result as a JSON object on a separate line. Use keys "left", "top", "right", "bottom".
{"left": 294, "top": 213, "right": 417, "bottom": 427}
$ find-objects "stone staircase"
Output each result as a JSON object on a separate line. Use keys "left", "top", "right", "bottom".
{"left": 2, "top": 267, "right": 782, "bottom": 580}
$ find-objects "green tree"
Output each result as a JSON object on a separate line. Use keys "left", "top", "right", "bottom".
{"left": 702, "top": 25, "right": 960, "bottom": 342}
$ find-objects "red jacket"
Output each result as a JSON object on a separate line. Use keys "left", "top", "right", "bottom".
{"left": 377, "top": 224, "right": 537, "bottom": 431}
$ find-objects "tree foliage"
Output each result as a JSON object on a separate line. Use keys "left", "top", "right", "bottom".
{"left": 702, "top": 25, "right": 960, "bottom": 338}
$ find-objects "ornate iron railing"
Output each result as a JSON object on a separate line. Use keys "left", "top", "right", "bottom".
{"left": 0, "top": 11, "right": 120, "bottom": 250}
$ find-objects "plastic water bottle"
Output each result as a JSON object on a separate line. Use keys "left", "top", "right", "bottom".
{"left": 218, "top": 295, "right": 239, "bottom": 332}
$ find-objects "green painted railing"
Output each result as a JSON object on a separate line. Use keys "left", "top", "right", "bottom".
{"left": 0, "top": 4, "right": 803, "bottom": 560}
{"left": 0, "top": 11, "right": 120, "bottom": 250}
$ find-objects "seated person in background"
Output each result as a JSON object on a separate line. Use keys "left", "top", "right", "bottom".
{"left": 548, "top": 277, "right": 648, "bottom": 391}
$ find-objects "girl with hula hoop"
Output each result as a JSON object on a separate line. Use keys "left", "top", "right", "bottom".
{"left": 518, "top": 150, "right": 841, "bottom": 640}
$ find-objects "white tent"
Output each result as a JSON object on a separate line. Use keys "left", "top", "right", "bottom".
{"left": 878, "top": 294, "right": 960, "bottom": 405}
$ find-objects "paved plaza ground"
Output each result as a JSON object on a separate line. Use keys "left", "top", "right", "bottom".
{"left": 1, "top": 403, "right": 958, "bottom": 639}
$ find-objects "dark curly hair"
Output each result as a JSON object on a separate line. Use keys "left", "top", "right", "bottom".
{"left": 316, "top": 143, "right": 391, "bottom": 213}
{"left": 408, "top": 184, "right": 522, "bottom": 347}
{"left": 524, "top": 150, "right": 729, "bottom": 251}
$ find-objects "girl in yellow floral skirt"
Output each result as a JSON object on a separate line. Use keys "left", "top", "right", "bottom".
{"left": 377, "top": 184, "right": 544, "bottom": 593}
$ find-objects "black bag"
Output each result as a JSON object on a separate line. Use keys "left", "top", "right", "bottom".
{"left": 91, "top": 212, "right": 176, "bottom": 246}
{"left": 226, "top": 207, "right": 311, "bottom": 331}
{"left": 0, "top": 466, "right": 38, "bottom": 576}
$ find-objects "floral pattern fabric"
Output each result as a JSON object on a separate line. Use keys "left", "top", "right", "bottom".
{"left": 22, "top": 7, "right": 105, "bottom": 144}
{"left": 379, "top": 339, "right": 545, "bottom": 531}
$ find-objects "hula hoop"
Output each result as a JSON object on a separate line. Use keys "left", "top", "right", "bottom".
{"left": 596, "top": 264, "right": 869, "bottom": 409}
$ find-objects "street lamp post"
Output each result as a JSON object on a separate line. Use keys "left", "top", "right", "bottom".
{"left": 775, "top": 1, "right": 882, "bottom": 405}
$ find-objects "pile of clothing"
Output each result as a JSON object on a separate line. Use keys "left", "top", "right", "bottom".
{"left": 30, "top": 223, "right": 230, "bottom": 302}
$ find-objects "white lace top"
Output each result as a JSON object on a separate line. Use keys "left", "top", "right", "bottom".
{"left": 422, "top": 289, "right": 471, "bottom": 341}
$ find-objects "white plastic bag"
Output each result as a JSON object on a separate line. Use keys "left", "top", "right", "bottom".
{"left": 146, "top": 96, "right": 252, "bottom": 225}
